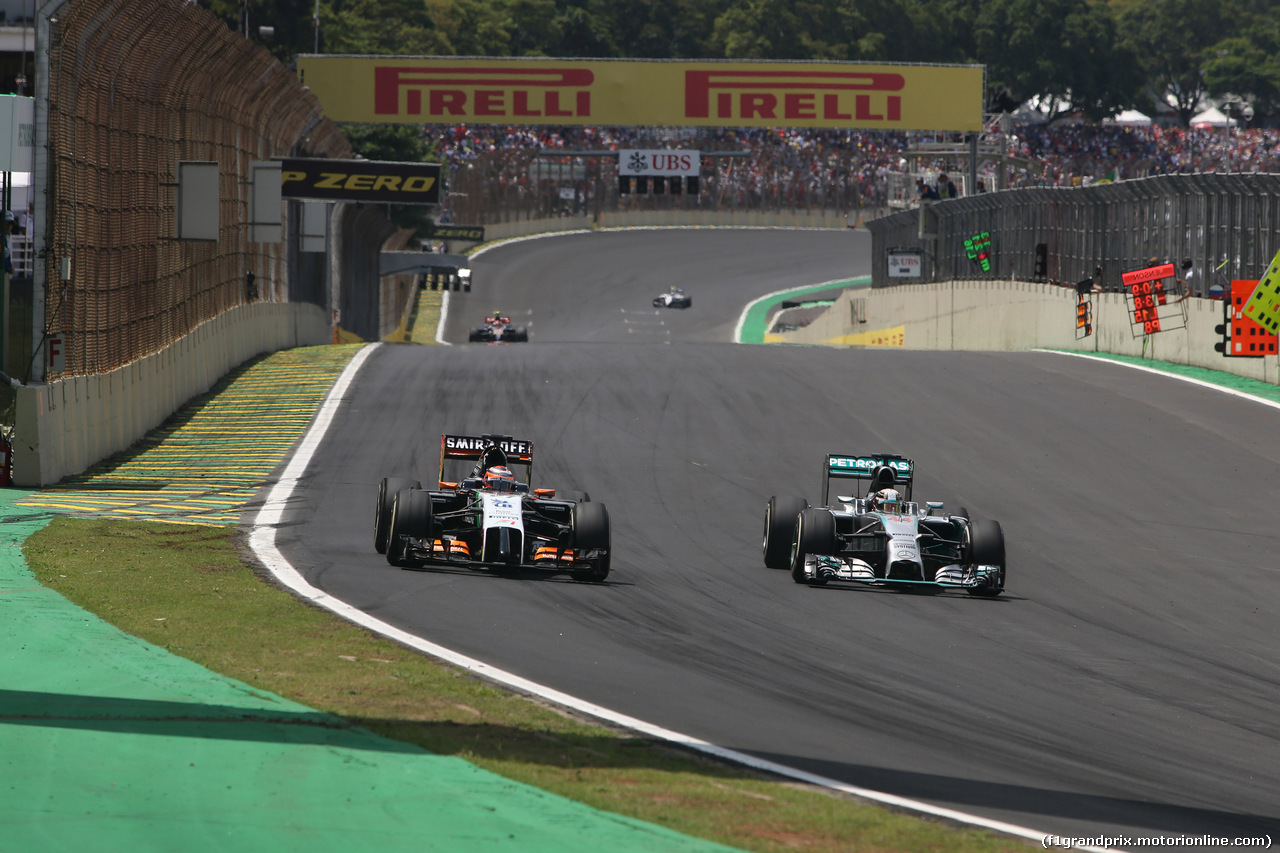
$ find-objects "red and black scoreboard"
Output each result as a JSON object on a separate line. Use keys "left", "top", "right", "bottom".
{"left": 1120, "top": 262, "right": 1186, "bottom": 336}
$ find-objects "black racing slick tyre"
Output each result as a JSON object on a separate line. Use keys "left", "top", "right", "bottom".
{"left": 763, "top": 496, "right": 808, "bottom": 569}
{"left": 790, "top": 507, "right": 836, "bottom": 585}
{"left": 653, "top": 298, "right": 664, "bottom": 308}
{"left": 387, "top": 488, "right": 432, "bottom": 568}
{"left": 375, "top": 477, "right": 419, "bottom": 554}
{"left": 570, "top": 501, "right": 610, "bottom": 582}
{"left": 966, "top": 517, "right": 1006, "bottom": 597}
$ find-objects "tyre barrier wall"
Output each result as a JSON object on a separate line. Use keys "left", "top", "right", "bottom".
{"left": 768, "top": 280, "right": 1280, "bottom": 385}
{"left": 10, "top": 303, "right": 330, "bottom": 487}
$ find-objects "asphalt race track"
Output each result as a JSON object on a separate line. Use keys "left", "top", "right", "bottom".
{"left": 279, "top": 229, "right": 1280, "bottom": 848}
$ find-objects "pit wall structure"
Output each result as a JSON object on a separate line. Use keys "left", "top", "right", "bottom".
{"left": 472, "top": 208, "right": 872, "bottom": 242}
{"left": 11, "top": 303, "right": 329, "bottom": 487}
{"left": 768, "top": 280, "right": 1280, "bottom": 385}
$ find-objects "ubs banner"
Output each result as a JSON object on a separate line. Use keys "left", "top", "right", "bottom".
{"left": 296, "top": 57, "right": 984, "bottom": 132}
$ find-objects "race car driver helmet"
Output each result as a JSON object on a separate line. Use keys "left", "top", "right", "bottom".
{"left": 871, "top": 488, "right": 902, "bottom": 513}
{"left": 483, "top": 465, "right": 517, "bottom": 492}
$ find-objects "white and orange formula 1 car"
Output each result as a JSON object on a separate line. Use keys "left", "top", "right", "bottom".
{"left": 374, "top": 433, "right": 610, "bottom": 582}
{"left": 763, "top": 453, "right": 1005, "bottom": 596}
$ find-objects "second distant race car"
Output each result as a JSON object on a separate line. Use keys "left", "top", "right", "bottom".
{"left": 653, "top": 287, "right": 692, "bottom": 309}
{"left": 469, "top": 310, "right": 528, "bottom": 342}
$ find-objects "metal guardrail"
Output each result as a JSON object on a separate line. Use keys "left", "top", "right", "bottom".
{"left": 866, "top": 173, "right": 1280, "bottom": 293}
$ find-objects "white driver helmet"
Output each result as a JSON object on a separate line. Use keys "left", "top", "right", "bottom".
{"left": 872, "top": 488, "right": 901, "bottom": 513}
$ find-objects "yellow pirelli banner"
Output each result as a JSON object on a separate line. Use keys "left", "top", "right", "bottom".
{"left": 297, "top": 56, "right": 984, "bottom": 132}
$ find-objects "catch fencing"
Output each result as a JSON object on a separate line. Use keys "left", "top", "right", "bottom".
{"left": 40, "top": 0, "right": 351, "bottom": 380}
{"left": 865, "top": 173, "right": 1280, "bottom": 291}
{"left": 445, "top": 148, "right": 887, "bottom": 228}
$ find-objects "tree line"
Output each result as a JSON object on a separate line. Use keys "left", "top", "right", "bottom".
{"left": 210, "top": 0, "right": 1280, "bottom": 127}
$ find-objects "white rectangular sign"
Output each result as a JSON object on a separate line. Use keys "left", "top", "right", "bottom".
{"left": 888, "top": 252, "right": 922, "bottom": 278}
{"left": 618, "top": 150, "right": 700, "bottom": 177}
{"left": 0, "top": 95, "right": 34, "bottom": 172}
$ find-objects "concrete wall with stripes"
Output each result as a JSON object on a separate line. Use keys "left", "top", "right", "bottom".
{"left": 11, "top": 303, "right": 330, "bottom": 487}
{"left": 769, "top": 280, "right": 1280, "bottom": 385}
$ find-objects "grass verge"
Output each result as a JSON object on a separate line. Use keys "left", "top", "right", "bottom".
{"left": 24, "top": 517, "right": 1031, "bottom": 853}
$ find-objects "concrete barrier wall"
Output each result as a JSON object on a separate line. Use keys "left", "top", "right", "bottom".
{"left": 480, "top": 208, "right": 877, "bottom": 241}
{"left": 12, "top": 302, "right": 330, "bottom": 487}
{"left": 772, "top": 280, "right": 1280, "bottom": 385}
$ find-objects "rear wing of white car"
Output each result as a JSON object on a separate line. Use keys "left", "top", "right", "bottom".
{"left": 823, "top": 453, "right": 914, "bottom": 503}
{"left": 439, "top": 433, "right": 534, "bottom": 486}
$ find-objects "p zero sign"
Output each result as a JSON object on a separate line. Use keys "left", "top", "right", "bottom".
{"left": 279, "top": 157, "right": 442, "bottom": 205}
{"left": 296, "top": 57, "right": 984, "bottom": 132}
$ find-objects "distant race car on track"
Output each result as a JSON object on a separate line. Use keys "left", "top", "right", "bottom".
{"left": 653, "top": 287, "right": 691, "bottom": 309}
{"left": 762, "top": 453, "right": 1005, "bottom": 596}
{"left": 469, "top": 311, "right": 528, "bottom": 342}
{"left": 374, "top": 433, "right": 611, "bottom": 582}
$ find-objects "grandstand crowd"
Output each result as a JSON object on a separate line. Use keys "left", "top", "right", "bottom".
{"left": 430, "top": 121, "right": 1280, "bottom": 218}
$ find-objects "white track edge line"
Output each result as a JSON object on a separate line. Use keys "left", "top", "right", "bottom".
{"left": 246, "top": 340, "right": 1107, "bottom": 850}
{"left": 1035, "top": 348, "right": 1280, "bottom": 411}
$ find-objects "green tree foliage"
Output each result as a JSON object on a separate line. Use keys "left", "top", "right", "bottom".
{"left": 204, "top": 0, "right": 1280, "bottom": 127}
{"left": 322, "top": 0, "right": 451, "bottom": 54}
{"left": 1112, "top": 0, "right": 1243, "bottom": 125}
{"left": 1203, "top": 16, "right": 1280, "bottom": 118}
{"left": 975, "top": 0, "right": 1141, "bottom": 120}
{"left": 608, "top": 0, "right": 727, "bottom": 58}
{"left": 341, "top": 124, "right": 441, "bottom": 233}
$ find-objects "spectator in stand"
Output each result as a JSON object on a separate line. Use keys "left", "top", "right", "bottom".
{"left": 937, "top": 173, "right": 959, "bottom": 198}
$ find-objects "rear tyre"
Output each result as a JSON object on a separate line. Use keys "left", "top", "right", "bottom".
{"left": 966, "top": 518, "right": 1006, "bottom": 597}
{"left": 763, "top": 496, "right": 808, "bottom": 569}
{"left": 516, "top": 327, "right": 528, "bottom": 342}
{"left": 570, "top": 501, "right": 610, "bottom": 582}
{"left": 387, "top": 489, "right": 433, "bottom": 568}
{"left": 375, "top": 477, "right": 419, "bottom": 554}
{"left": 790, "top": 507, "right": 836, "bottom": 585}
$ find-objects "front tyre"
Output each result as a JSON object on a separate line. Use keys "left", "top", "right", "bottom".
{"left": 570, "top": 501, "right": 611, "bottom": 582}
{"left": 966, "top": 518, "right": 1006, "bottom": 597}
{"left": 375, "top": 477, "right": 420, "bottom": 554}
{"left": 387, "top": 489, "right": 433, "bottom": 568}
{"left": 790, "top": 507, "right": 836, "bottom": 585}
{"left": 763, "top": 496, "right": 808, "bottom": 569}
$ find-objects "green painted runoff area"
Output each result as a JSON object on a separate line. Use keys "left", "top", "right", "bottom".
{"left": 0, "top": 345, "right": 740, "bottom": 853}
{"left": 737, "top": 276, "right": 870, "bottom": 343}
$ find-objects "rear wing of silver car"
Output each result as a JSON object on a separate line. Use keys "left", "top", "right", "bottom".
{"left": 439, "top": 433, "right": 534, "bottom": 487}
{"left": 823, "top": 454, "right": 914, "bottom": 503}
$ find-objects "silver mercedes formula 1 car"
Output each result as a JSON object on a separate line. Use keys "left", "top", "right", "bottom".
{"left": 762, "top": 453, "right": 1005, "bottom": 596}
{"left": 374, "top": 433, "right": 611, "bottom": 582}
